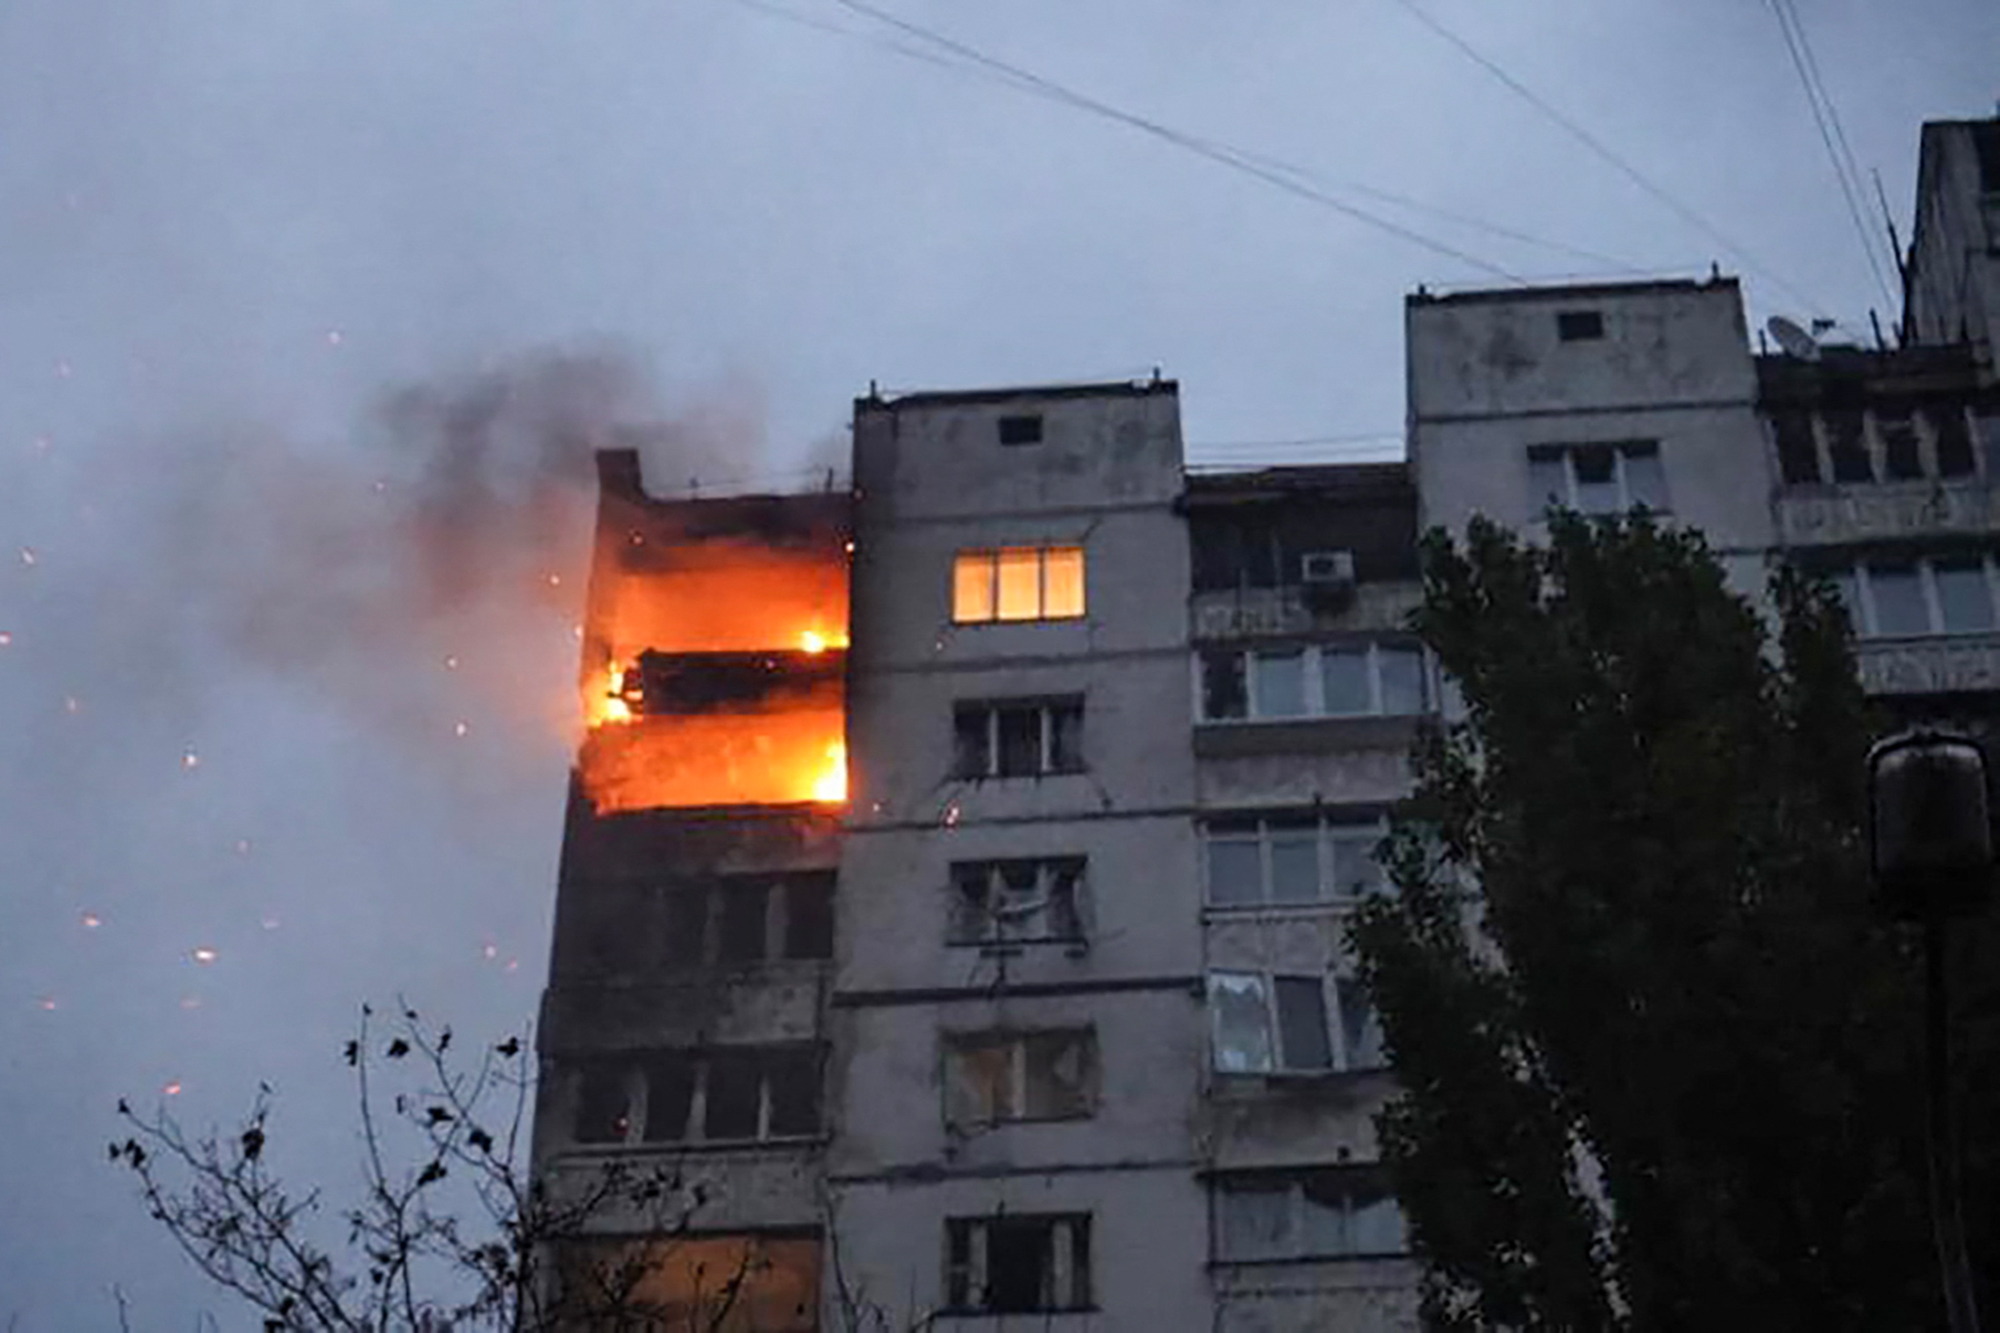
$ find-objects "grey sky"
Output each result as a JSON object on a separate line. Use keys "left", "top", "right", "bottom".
{"left": 2, "top": 1, "right": 1994, "bottom": 1325}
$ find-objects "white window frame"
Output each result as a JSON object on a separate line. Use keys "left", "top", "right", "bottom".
{"left": 1527, "top": 440, "right": 1668, "bottom": 515}
{"left": 952, "top": 545, "right": 1086, "bottom": 623}
{"left": 1197, "top": 643, "right": 1431, "bottom": 722}
{"left": 948, "top": 858, "right": 1086, "bottom": 945}
{"left": 1836, "top": 555, "right": 2000, "bottom": 638}
{"left": 1203, "top": 813, "right": 1392, "bottom": 907}
{"left": 953, "top": 698, "right": 1086, "bottom": 778}
{"left": 1206, "top": 971, "right": 1386, "bottom": 1076}
{"left": 1213, "top": 1170, "right": 1409, "bottom": 1262}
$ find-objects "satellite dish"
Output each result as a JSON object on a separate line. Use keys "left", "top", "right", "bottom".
{"left": 1768, "top": 316, "right": 1821, "bottom": 361}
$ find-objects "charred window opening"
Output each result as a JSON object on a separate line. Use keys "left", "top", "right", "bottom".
{"left": 1200, "top": 649, "right": 1248, "bottom": 719}
{"left": 576, "top": 1046, "right": 823, "bottom": 1146}
{"left": 1556, "top": 309, "right": 1604, "bottom": 341}
{"left": 945, "top": 1214, "right": 1092, "bottom": 1314}
{"left": 1772, "top": 412, "right": 1822, "bottom": 484}
{"left": 621, "top": 648, "right": 845, "bottom": 717}
{"left": 949, "top": 858, "right": 1085, "bottom": 945}
{"left": 575, "top": 1065, "right": 633, "bottom": 1144}
{"left": 997, "top": 414, "right": 1044, "bottom": 446}
{"left": 1879, "top": 407, "right": 1923, "bottom": 480}
{"left": 660, "top": 874, "right": 836, "bottom": 969}
{"left": 953, "top": 698, "right": 1085, "bottom": 779}
{"left": 943, "top": 1029, "right": 1095, "bottom": 1126}
{"left": 559, "top": 1234, "right": 820, "bottom": 1333}
{"left": 1933, "top": 406, "right": 1977, "bottom": 478}
{"left": 1825, "top": 410, "right": 1872, "bottom": 482}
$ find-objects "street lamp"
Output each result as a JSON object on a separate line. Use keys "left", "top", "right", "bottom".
{"left": 1868, "top": 729, "right": 1991, "bottom": 1333}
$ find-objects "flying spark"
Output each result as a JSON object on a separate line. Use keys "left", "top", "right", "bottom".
{"left": 234, "top": 839, "right": 251, "bottom": 855}
{"left": 191, "top": 946, "right": 218, "bottom": 964}
{"left": 260, "top": 916, "right": 280, "bottom": 931}
{"left": 942, "top": 804, "right": 961, "bottom": 827}
{"left": 20, "top": 547, "right": 37, "bottom": 567}
{"left": 443, "top": 655, "right": 460, "bottom": 670}
{"left": 63, "top": 696, "right": 79, "bottom": 715}
{"left": 182, "top": 750, "right": 200, "bottom": 770}
{"left": 38, "top": 996, "right": 57, "bottom": 1012}
{"left": 504, "top": 958, "right": 520, "bottom": 973}
{"left": 163, "top": 1082, "right": 182, "bottom": 1097}
{"left": 180, "top": 997, "right": 202, "bottom": 1010}
{"left": 453, "top": 721, "right": 469, "bottom": 737}
{"left": 545, "top": 573, "right": 561, "bottom": 588}
{"left": 482, "top": 944, "right": 498, "bottom": 960}
{"left": 0, "top": 631, "right": 11, "bottom": 647}
{"left": 80, "top": 912, "right": 100, "bottom": 929}
{"left": 325, "top": 330, "right": 344, "bottom": 346}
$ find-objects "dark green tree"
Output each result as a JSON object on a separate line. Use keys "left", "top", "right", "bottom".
{"left": 1352, "top": 512, "right": 1999, "bottom": 1330}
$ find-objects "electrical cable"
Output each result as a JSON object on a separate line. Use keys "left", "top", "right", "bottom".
{"left": 1382, "top": 0, "right": 1827, "bottom": 314}
{"left": 818, "top": 0, "right": 1525, "bottom": 281}
{"left": 1766, "top": 0, "right": 1899, "bottom": 312}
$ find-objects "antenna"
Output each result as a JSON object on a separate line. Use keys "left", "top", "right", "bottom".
{"left": 1767, "top": 316, "right": 1822, "bottom": 362}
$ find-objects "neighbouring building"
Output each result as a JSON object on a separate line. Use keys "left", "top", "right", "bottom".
{"left": 531, "top": 113, "right": 1999, "bottom": 1330}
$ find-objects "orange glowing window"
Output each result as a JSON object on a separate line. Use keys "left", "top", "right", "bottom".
{"left": 953, "top": 546, "right": 1086, "bottom": 623}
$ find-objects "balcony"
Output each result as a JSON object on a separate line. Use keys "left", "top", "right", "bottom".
{"left": 1776, "top": 479, "right": 2000, "bottom": 547}
{"left": 1855, "top": 633, "right": 2000, "bottom": 696}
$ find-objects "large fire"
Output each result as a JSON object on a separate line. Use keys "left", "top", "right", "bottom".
{"left": 577, "top": 529, "right": 850, "bottom": 813}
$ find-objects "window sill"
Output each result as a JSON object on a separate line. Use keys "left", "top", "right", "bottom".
{"left": 1208, "top": 1252, "right": 1410, "bottom": 1269}
{"left": 1211, "top": 1066, "right": 1393, "bottom": 1088}
{"left": 1203, "top": 898, "right": 1389, "bottom": 920}
{"left": 945, "top": 1112, "right": 1096, "bottom": 1131}
{"left": 553, "top": 1134, "right": 828, "bottom": 1158}
{"left": 950, "top": 614, "right": 1089, "bottom": 627}
{"left": 1193, "top": 714, "right": 1423, "bottom": 757}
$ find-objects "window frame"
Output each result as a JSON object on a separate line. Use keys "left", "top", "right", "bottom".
{"left": 1835, "top": 554, "right": 2000, "bottom": 638}
{"left": 1769, "top": 403, "right": 1986, "bottom": 487}
{"left": 948, "top": 857, "right": 1087, "bottom": 946}
{"left": 951, "top": 545, "right": 1087, "bottom": 623}
{"left": 1527, "top": 440, "right": 1668, "bottom": 515}
{"left": 944, "top": 1213, "right": 1093, "bottom": 1315}
{"left": 662, "top": 873, "right": 836, "bottom": 968}
{"left": 1203, "top": 812, "right": 1392, "bottom": 908}
{"left": 1197, "top": 643, "right": 1431, "bottom": 723}
{"left": 1206, "top": 971, "right": 1387, "bottom": 1076}
{"left": 1212, "top": 1168, "right": 1409, "bottom": 1263}
{"left": 952, "top": 697, "right": 1086, "bottom": 779}
{"left": 941, "top": 1027, "right": 1097, "bottom": 1127}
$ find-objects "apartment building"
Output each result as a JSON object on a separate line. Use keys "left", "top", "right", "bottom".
{"left": 527, "top": 107, "right": 1999, "bottom": 1333}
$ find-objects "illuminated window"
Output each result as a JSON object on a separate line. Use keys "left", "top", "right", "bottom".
{"left": 953, "top": 546, "right": 1086, "bottom": 622}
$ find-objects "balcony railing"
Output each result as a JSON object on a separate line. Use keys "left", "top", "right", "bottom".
{"left": 1777, "top": 479, "right": 2000, "bottom": 546}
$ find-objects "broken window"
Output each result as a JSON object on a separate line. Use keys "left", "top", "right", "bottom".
{"left": 1527, "top": 441, "right": 1668, "bottom": 514}
{"left": 575, "top": 1064, "right": 633, "bottom": 1145}
{"left": 781, "top": 873, "right": 835, "bottom": 961}
{"left": 948, "top": 858, "right": 1085, "bottom": 945}
{"left": 716, "top": 881, "right": 770, "bottom": 964}
{"left": 952, "top": 546, "right": 1087, "bottom": 622}
{"left": 1556, "top": 309, "right": 1604, "bottom": 341}
{"left": 1200, "top": 648, "right": 1248, "bottom": 720}
{"left": 1203, "top": 813, "right": 1390, "bottom": 906}
{"left": 641, "top": 1052, "right": 696, "bottom": 1144}
{"left": 703, "top": 1048, "right": 763, "bottom": 1141}
{"left": 764, "top": 1046, "right": 822, "bottom": 1137}
{"left": 1214, "top": 1170, "right": 1408, "bottom": 1261}
{"left": 997, "top": 413, "right": 1044, "bottom": 446}
{"left": 952, "top": 698, "right": 1086, "bottom": 778}
{"left": 1825, "top": 410, "right": 1872, "bottom": 482}
{"left": 1772, "top": 412, "right": 1823, "bottom": 484}
{"left": 662, "top": 887, "right": 709, "bottom": 967}
{"left": 1209, "top": 971, "right": 1386, "bottom": 1074}
{"left": 945, "top": 1214, "right": 1092, "bottom": 1313}
{"left": 1879, "top": 408, "right": 1923, "bottom": 480}
{"left": 943, "top": 1029, "right": 1095, "bottom": 1125}
{"left": 1932, "top": 405, "right": 1976, "bottom": 478}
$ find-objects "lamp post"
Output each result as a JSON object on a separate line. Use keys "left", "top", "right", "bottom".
{"left": 1868, "top": 730, "right": 1990, "bottom": 1333}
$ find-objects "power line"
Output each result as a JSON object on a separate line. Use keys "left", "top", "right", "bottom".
{"left": 1766, "top": 0, "right": 1898, "bottom": 313}
{"left": 1382, "top": 0, "right": 1827, "bottom": 314}
{"left": 818, "top": 0, "right": 1526, "bottom": 281}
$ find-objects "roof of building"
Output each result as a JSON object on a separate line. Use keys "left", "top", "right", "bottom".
{"left": 1182, "top": 461, "right": 1412, "bottom": 507}
{"left": 854, "top": 377, "right": 1177, "bottom": 411}
{"left": 1407, "top": 274, "right": 1739, "bottom": 309}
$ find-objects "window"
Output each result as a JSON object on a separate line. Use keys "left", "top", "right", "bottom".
{"left": 1774, "top": 405, "right": 1985, "bottom": 486}
{"left": 1835, "top": 556, "right": 2000, "bottom": 638}
{"left": 945, "top": 1214, "right": 1092, "bottom": 1314}
{"left": 943, "top": 1029, "right": 1095, "bottom": 1125}
{"left": 952, "top": 546, "right": 1085, "bottom": 622}
{"left": 1199, "top": 644, "right": 1429, "bottom": 721}
{"left": 575, "top": 1045, "right": 822, "bottom": 1146}
{"left": 661, "top": 874, "right": 835, "bottom": 968}
{"left": 1214, "top": 1170, "right": 1408, "bottom": 1261}
{"left": 997, "top": 414, "right": 1044, "bottom": 446}
{"left": 1556, "top": 309, "right": 1604, "bottom": 341}
{"left": 1528, "top": 441, "right": 1667, "bottom": 515}
{"left": 1208, "top": 972, "right": 1386, "bottom": 1074}
{"left": 1205, "top": 813, "right": 1390, "bottom": 907}
{"left": 953, "top": 698, "right": 1084, "bottom": 778}
{"left": 949, "top": 858, "right": 1085, "bottom": 945}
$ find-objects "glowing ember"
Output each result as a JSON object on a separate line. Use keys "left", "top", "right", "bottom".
{"left": 19, "top": 546, "right": 37, "bottom": 567}
{"left": 181, "top": 750, "right": 200, "bottom": 771}
{"left": 504, "top": 958, "right": 520, "bottom": 972}
{"left": 261, "top": 916, "right": 281, "bottom": 931}
{"left": 326, "top": 329, "right": 344, "bottom": 346}
{"left": 0, "top": 631, "right": 11, "bottom": 647}
{"left": 180, "top": 997, "right": 202, "bottom": 1010}
{"left": 191, "top": 946, "right": 218, "bottom": 964}
{"left": 811, "top": 741, "right": 848, "bottom": 803}
{"left": 163, "top": 1082, "right": 182, "bottom": 1097}
{"left": 80, "top": 912, "right": 100, "bottom": 929}
{"left": 800, "top": 630, "right": 827, "bottom": 654}
{"left": 482, "top": 944, "right": 498, "bottom": 960}
{"left": 444, "top": 655, "right": 460, "bottom": 670}
{"left": 546, "top": 573, "right": 562, "bottom": 587}
{"left": 234, "top": 839, "right": 251, "bottom": 855}
{"left": 453, "top": 721, "right": 469, "bottom": 737}
{"left": 63, "top": 696, "right": 79, "bottom": 714}
{"left": 38, "top": 996, "right": 56, "bottom": 1011}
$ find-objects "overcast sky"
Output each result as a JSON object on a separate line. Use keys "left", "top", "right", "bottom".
{"left": 2, "top": 1, "right": 1995, "bottom": 1325}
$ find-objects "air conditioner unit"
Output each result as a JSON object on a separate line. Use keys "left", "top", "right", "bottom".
{"left": 1299, "top": 549, "right": 1357, "bottom": 609}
